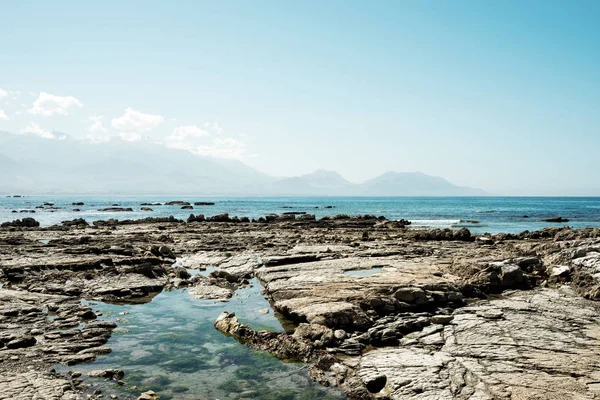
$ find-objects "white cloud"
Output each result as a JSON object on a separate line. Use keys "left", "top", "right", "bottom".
{"left": 165, "top": 125, "right": 211, "bottom": 153}
{"left": 0, "top": 88, "right": 7, "bottom": 100}
{"left": 166, "top": 125, "right": 210, "bottom": 149}
{"left": 204, "top": 121, "right": 224, "bottom": 135}
{"left": 87, "top": 115, "right": 111, "bottom": 143}
{"left": 119, "top": 132, "right": 142, "bottom": 142}
{"left": 20, "top": 122, "right": 56, "bottom": 139}
{"left": 111, "top": 108, "right": 164, "bottom": 133}
{"left": 196, "top": 137, "right": 248, "bottom": 159}
{"left": 165, "top": 123, "right": 248, "bottom": 159}
{"left": 28, "top": 92, "right": 83, "bottom": 116}
{"left": 0, "top": 109, "right": 7, "bottom": 120}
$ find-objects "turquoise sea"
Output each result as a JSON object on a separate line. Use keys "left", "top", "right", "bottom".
{"left": 2, "top": 196, "right": 600, "bottom": 234}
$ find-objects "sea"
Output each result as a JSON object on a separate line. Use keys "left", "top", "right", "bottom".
{"left": 2, "top": 195, "right": 600, "bottom": 234}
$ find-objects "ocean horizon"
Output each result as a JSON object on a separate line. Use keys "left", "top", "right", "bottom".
{"left": 3, "top": 195, "right": 599, "bottom": 234}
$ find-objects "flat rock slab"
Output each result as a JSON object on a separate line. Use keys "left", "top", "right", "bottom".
{"left": 257, "top": 257, "right": 460, "bottom": 329}
{"left": 354, "top": 287, "right": 600, "bottom": 399}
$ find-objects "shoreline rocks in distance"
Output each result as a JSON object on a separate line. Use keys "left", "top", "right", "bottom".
{"left": 543, "top": 216, "right": 570, "bottom": 223}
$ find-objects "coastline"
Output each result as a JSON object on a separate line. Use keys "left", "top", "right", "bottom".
{"left": 2, "top": 214, "right": 600, "bottom": 398}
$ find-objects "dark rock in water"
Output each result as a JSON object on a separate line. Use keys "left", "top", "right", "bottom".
{"left": 43, "top": 202, "right": 54, "bottom": 206}
{"left": 166, "top": 201, "right": 190, "bottom": 206}
{"left": 92, "top": 216, "right": 183, "bottom": 226}
{"left": 194, "top": 202, "right": 215, "bottom": 206}
{"left": 11, "top": 210, "right": 17, "bottom": 213}
{"left": 543, "top": 217, "right": 569, "bottom": 223}
{"left": 111, "top": 203, "right": 119, "bottom": 206}
{"left": 98, "top": 207, "right": 134, "bottom": 212}
{"left": 282, "top": 211, "right": 307, "bottom": 215}
{"left": 181, "top": 205, "right": 194, "bottom": 210}
{"left": 281, "top": 206, "right": 293, "bottom": 209}
{"left": 141, "top": 207, "right": 153, "bottom": 211}
{"left": 62, "top": 218, "right": 89, "bottom": 227}
{"left": 297, "top": 214, "right": 316, "bottom": 221}
{"left": 1, "top": 218, "right": 40, "bottom": 228}
{"left": 522, "top": 215, "right": 530, "bottom": 218}
{"left": 19, "top": 210, "right": 35, "bottom": 213}
{"left": 210, "top": 269, "right": 243, "bottom": 284}
{"left": 72, "top": 202, "right": 84, "bottom": 206}
{"left": 324, "top": 205, "right": 335, "bottom": 209}
{"left": 35, "top": 205, "right": 44, "bottom": 209}
{"left": 72, "top": 208, "right": 81, "bottom": 212}
{"left": 172, "top": 266, "right": 191, "bottom": 280}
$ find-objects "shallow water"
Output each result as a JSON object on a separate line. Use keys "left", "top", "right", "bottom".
{"left": 344, "top": 267, "right": 383, "bottom": 277}
{"left": 2, "top": 195, "right": 600, "bottom": 233}
{"left": 65, "top": 282, "right": 344, "bottom": 400}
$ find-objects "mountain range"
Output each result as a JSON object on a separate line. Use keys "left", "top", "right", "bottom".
{"left": 0, "top": 131, "right": 486, "bottom": 196}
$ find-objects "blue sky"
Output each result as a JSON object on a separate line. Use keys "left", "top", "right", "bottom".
{"left": 0, "top": 0, "right": 599, "bottom": 195}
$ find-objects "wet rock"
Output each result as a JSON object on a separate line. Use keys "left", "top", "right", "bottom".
{"left": 138, "top": 390, "right": 160, "bottom": 400}
{"left": 1, "top": 217, "right": 40, "bottom": 228}
{"left": 544, "top": 216, "right": 570, "bottom": 223}
{"left": 166, "top": 201, "right": 190, "bottom": 206}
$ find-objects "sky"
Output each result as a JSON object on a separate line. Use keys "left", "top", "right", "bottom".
{"left": 0, "top": 0, "right": 599, "bottom": 195}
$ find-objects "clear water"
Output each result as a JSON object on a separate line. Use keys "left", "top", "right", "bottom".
{"left": 2, "top": 195, "right": 600, "bottom": 234}
{"left": 66, "top": 281, "right": 343, "bottom": 400}
{"left": 344, "top": 267, "right": 383, "bottom": 277}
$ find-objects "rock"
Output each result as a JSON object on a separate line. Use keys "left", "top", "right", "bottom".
{"left": 259, "top": 308, "right": 269, "bottom": 314}
{"left": 476, "top": 236, "right": 494, "bottom": 245}
{"left": 141, "top": 207, "right": 153, "bottom": 211}
{"left": 500, "top": 263, "right": 525, "bottom": 287}
{"left": 393, "top": 287, "right": 427, "bottom": 304}
{"left": 334, "top": 329, "right": 346, "bottom": 340}
{"left": 6, "top": 336, "right": 36, "bottom": 349}
{"left": 187, "top": 213, "right": 205, "bottom": 223}
{"left": 362, "top": 374, "right": 387, "bottom": 394}
{"left": 431, "top": 314, "right": 453, "bottom": 324}
{"left": 1, "top": 217, "right": 40, "bottom": 228}
{"left": 194, "top": 202, "right": 215, "bottom": 206}
{"left": 98, "top": 207, "right": 134, "bottom": 212}
{"left": 544, "top": 217, "right": 570, "bottom": 223}
{"left": 181, "top": 205, "right": 194, "bottom": 210}
{"left": 166, "top": 201, "right": 190, "bottom": 206}
{"left": 61, "top": 218, "right": 89, "bottom": 227}
{"left": 138, "top": 390, "right": 159, "bottom": 400}
{"left": 158, "top": 245, "right": 175, "bottom": 259}
{"left": 206, "top": 213, "right": 230, "bottom": 222}
{"left": 550, "top": 265, "right": 571, "bottom": 277}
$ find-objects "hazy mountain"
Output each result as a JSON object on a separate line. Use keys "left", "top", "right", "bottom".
{"left": 0, "top": 132, "right": 486, "bottom": 196}
{"left": 268, "top": 169, "right": 355, "bottom": 195}
{"left": 357, "top": 171, "right": 486, "bottom": 196}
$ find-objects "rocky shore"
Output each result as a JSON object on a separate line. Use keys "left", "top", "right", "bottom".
{"left": 1, "top": 212, "right": 600, "bottom": 399}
